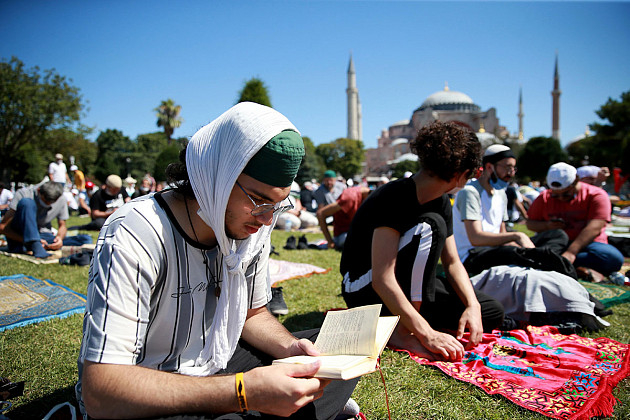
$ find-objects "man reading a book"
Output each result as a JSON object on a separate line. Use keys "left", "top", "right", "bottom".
{"left": 76, "top": 103, "right": 358, "bottom": 419}
{"left": 340, "top": 121, "right": 505, "bottom": 361}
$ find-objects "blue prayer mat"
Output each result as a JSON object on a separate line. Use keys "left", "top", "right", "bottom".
{"left": 0, "top": 274, "right": 86, "bottom": 332}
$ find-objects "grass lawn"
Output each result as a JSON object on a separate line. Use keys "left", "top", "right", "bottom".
{"left": 1, "top": 218, "right": 629, "bottom": 419}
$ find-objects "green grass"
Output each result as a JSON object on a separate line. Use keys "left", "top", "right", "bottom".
{"left": 1, "top": 219, "right": 629, "bottom": 419}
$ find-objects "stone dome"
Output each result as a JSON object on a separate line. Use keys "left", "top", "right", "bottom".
{"left": 417, "top": 85, "right": 480, "bottom": 113}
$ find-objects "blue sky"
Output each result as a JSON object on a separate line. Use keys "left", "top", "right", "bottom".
{"left": 1, "top": 1, "right": 629, "bottom": 149}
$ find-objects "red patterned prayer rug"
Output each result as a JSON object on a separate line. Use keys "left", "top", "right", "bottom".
{"left": 396, "top": 326, "right": 630, "bottom": 419}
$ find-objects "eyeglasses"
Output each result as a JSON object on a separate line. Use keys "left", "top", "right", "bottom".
{"left": 236, "top": 181, "right": 293, "bottom": 217}
{"left": 495, "top": 163, "right": 517, "bottom": 173}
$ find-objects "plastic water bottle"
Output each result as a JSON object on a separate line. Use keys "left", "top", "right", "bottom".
{"left": 284, "top": 219, "right": 293, "bottom": 232}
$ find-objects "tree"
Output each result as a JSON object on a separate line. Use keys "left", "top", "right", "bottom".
{"left": 315, "top": 138, "right": 365, "bottom": 180}
{"left": 93, "top": 129, "right": 134, "bottom": 183}
{"left": 154, "top": 144, "right": 182, "bottom": 183}
{"left": 295, "top": 136, "right": 325, "bottom": 185}
{"left": 154, "top": 99, "right": 183, "bottom": 144}
{"left": 132, "top": 131, "right": 169, "bottom": 179}
{"left": 236, "top": 78, "right": 272, "bottom": 107}
{"left": 517, "top": 136, "right": 567, "bottom": 183}
{"left": 0, "top": 56, "right": 84, "bottom": 183}
{"left": 590, "top": 91, "right": 630, "bottom": 173}
{"left": 391, "top": 159, "right": 420, "bottom": 179}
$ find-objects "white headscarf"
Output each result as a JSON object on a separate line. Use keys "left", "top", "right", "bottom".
{"left": 179, "top": 102, "right": 299, "bottom": 376}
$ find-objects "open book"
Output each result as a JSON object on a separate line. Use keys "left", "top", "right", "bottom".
{"left": 273, "top": 304, "right": 399, "bottom": 380}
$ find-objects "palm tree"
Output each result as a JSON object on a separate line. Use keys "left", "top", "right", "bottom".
{"left": 154, "top": 99, "right": 183, "bottom": 144}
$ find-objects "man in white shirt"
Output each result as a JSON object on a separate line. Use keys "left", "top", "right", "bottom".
{"left": 0, "top": 182, "right": 13, "bottom": 216}
{"left": 48, "top": 153, "right": 71, "bottom": 187}
{"left": 452, "top": 145, "right": 535, "bottom": 275}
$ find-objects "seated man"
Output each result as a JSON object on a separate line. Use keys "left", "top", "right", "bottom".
{"left": 0, "top": 181, "right": 89, "bottom": 258}
{"left": 313, "top": 170, "right": 346, "bottom": 207}
{"left": 316, "top": 185, "right": 370, "bottom": 250}
{"left": 340, "top": 121, "right": 504, "bottom": 361}
{"left": 82, "top": 174, "right": 130, "bottom": 230}
{"left": 275, "top": 181, "right": 318, "bottom": 231}
{"left": 452, "top": 145, "right": 536, "bottom": 276}
{"left": 527, "top": 162, "right": 624, "bottom": 279}
{"left": 577, "top": 165, "right": 610, "bottom": 188}
{"left": 0, "top": 182, "right": 13, "bottom": 217}
{"left": 76, "top": 103, "right": 357, "bottom": 419}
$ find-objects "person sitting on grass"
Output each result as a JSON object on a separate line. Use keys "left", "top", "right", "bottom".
{"left": 76, "top": 102, "right": 358, "bottom": 419}
{"left": 316, "top": 185, "right": 371, "bottom": 250}
{"left": 527, "top": 162, "right": 624, "bottom": 282}
{"left": 340, "top": 121, "right": 504, "bottom": 362}
{"left": 0, "top": 181, "right": 90, "bottom": 258}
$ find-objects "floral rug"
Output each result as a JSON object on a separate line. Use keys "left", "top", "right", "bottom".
{"left": 397, "top": 326, "right": 630, "bottom": 419}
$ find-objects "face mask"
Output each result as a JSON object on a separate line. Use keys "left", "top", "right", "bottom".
{"left": 489, "top": 169, "right": 509, "bottom": 190}
{"left": 37, "top": 196, "right": 52, "bottom": 210}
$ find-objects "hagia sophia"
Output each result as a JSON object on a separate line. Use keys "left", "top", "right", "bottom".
{"left": 347, "top": 55, "right": 562, "bottom": 176}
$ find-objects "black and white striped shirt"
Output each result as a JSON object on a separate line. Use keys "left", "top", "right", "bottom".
{"left": 76, "top": 193, "right": 270, "bottom": 403}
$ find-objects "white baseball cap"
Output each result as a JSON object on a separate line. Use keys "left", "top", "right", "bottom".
{"left": 546, "top": 162, "right": 577, "bottom": 190}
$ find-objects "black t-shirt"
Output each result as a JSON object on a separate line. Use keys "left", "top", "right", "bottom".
{"left": 300, "top": 189, "right": 317, "bottom": 212}
{"left": 90, "top": 188, "right": 129, "bottom": 213}
{"left": 506, "top": 186, "right": 517, "bottom": 213}
{"left": 340, "top": 177, "right": 453, "bottom": 280}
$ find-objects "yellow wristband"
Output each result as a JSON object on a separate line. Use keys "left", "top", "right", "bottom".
{"left": 235, "top": 372, "right": 248, "bottom": 412}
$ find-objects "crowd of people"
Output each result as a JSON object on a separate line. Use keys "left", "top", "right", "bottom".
{"left": 3, "top": 103, "right": 629, "bottom": 419}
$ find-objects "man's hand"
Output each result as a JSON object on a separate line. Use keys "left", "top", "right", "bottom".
{"left": 548, "top": 219, "right": 566, "bottom": 230}
{"left": 44, "top": 236, "right": 63, "bottom": 251}
{"left": 561, "top": 250, "right": 576, "bottom": 264}
{"left": 512, "top": 232, "right": 535, "bottom": 248}
{"left": 245, "top": 362, "right": 330, "bottom": 417}
{"left": 418, "top": 329, "right": 465, "bottom": 361}
{"left": 457, "top": 305, "right": 483, "bottom": 349}
{"left": 287, "top": 338, "right": 320, "bottom": 357}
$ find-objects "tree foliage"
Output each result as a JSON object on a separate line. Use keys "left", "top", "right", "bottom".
{"left": 517, "top": 136, "right": 567, "bottom": 183}
{"left": 315, "top": 138, "right": 364, "bottom": 180}
{"left": 154, "top": 99, "right": 183, "bottom": 144}
{"left": 154, "top": 144, "right": 182, "bottom": 183}
{"left": 93, "top": 129, "right": 134, "bottom": 183}
{"left": 589, "top": 91, "right": 630, "bottom": 173}
{"left": 0, "top": 56, "right": 85, "bottom": 183}
{"left": 391, "top": 159, "right": 420, "bottom": 179}
{"left": 296, "top": 136, "right": 325, "bottom": 186}
{"left": 236, "top": 78, "right": 272, "bottom": 107}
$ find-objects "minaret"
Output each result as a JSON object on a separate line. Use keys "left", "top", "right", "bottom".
{"left": 346, "top": 55, "right": 360, "bottom": 140}
{"left": 551, "top": 53, "right": 561, "bottom": 141}
{"left": 518, "top": 87, "right": 524, "bottom": 140}
{"left": 357, "top": 93, "right": 363, "bottom": 142}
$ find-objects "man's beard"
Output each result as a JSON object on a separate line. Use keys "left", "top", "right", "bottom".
{"left": 225, "top": 224, "right": 247, "bottom": 241}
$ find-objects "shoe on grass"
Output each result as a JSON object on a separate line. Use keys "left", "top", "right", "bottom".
{"left": 268, "top": 287, "right": 288, "bottom": 316}
{"left": 284, "top": 236, "right": 297, "bottom": 250}
{"left": 297, "top": 235, "right": 309, "bottom": 249}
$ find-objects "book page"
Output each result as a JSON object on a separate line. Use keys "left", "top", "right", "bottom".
{"left": 274, "top": 354, "right": 367, "bottom": 369}
{"left": 314, "top": 304, "right": 381, "bottom": 356}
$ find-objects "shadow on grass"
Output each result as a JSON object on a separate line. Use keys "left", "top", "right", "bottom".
{"left": 7, "top": 384, "right": 77, "bottom": 419}
{"left": 281, "top": 310, "right": 327, "bottom": 332}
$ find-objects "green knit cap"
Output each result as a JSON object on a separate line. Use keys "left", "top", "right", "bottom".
{"left": 243, "top": 130, "right": 305, "bottom": 187}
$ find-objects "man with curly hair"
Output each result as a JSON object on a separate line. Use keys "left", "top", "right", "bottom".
{"left": 340, "top": 121, "right": 504, "bottom": 361}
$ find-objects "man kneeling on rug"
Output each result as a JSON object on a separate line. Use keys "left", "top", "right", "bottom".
{"left": 340, "top": 122, "right": 504, "bottom": 362}
{"left": 0, "top": 181, "right": 91, "bottom": 259}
